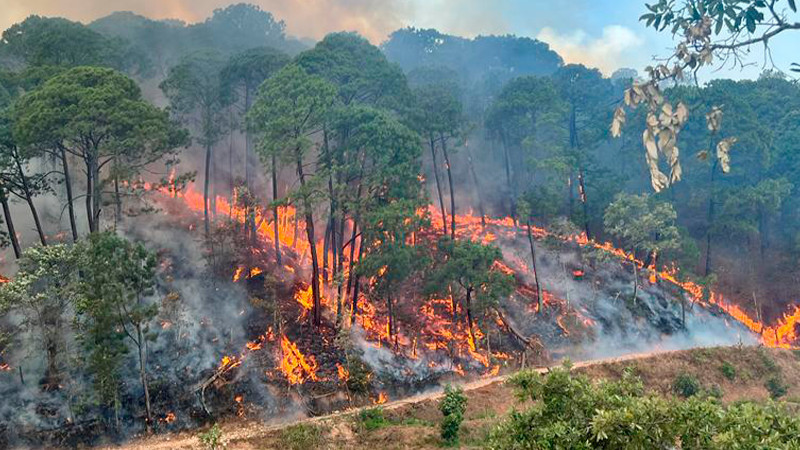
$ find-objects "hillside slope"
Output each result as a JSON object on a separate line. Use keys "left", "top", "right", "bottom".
{"left": 108, "top": 346, "right": 800, "bottom": 449}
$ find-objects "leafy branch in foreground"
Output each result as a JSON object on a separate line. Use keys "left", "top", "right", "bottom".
{"left": 612, "top": 0, "right": 799, "bottom": 192}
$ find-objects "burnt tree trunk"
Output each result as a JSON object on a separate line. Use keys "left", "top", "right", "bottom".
{"left": 272, "top": 153, "right": 282, "bottom": 265}
{"left": 322, "top": 221, "right": 331, "bottom": 281}
{"left": 296, "top": 148, "right": 322, "bottom": 328}
{"left": 465, "top": 286, "right": 476, "bottom": 348}
{"left": 351, "top": 240, "right": 363, "bottom": 326}
{"left": 136, "top": 326, "right": 152, "bottom": 432}
{"left": 204, "top": 143, "right": 212, "bottom": 237}
{"left": 0, "top": 186, "right": 21, "bottom": 258}
{"left": 429, "top": 134, "right": 447, "bottom": 236}
{"left": 440, "top": 132, "right": 456, "bottom": 241}
{"left": 526, "top": 219, "right": 543, "bottom": 312}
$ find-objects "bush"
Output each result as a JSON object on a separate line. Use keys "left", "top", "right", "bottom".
{"left": 439, "top": 385, "right": 467, "bottom": 445}
{"left": 765, "top": 376, "right": 788, "bottom": 399}
{"left": 198, "top": 423, "right": 224, "bottom": 450}
{"left": 357, "top": 407, "right": 388, "bottom": 431}
{"left": 279, "top": 424, "right": 321, "bottom": 450}
{"left": 488, "top": 364, "right": 800, "bottom": 450}
{"left": 672, "top": 373, "right": 701, "bottom": 398}
{"left": 719, "top": 361, "right": 736, "bottom": 380}
{"left": 345, "top": 355, "right": 372, "bottom": 394}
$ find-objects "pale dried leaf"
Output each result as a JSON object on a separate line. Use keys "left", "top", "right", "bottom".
{"left": 716, "top": 137, "right": 736, "bottom": 173}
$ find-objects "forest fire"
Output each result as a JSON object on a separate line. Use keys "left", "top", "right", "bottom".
{"left": 153, "top": 180, "right": 798, "bottom": 386}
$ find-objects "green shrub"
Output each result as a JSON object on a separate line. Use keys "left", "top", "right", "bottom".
{"left": 357, "top": 407, "right": 388, "bottom": 431}
{"left": 198, "top": 423, "right": 224, "bottom": 450}
{"left": 439, "top": 385, "right": 467, "bottom": 445}
{"left": 488, "top": 364, "right": 800, "bottom": 450}
{"left": 719, "top": 361, "right": 736, "bottom": 380}
{"left": 279, "top": 424, "right": 321, "bottom": 450}
{"left": 672, "top": 373, "right": 701, "bottom": 398}
{"left": 345, "top": 355, "right": 372, "bottom": 394}
{"left": 766, "top": 376, "right": 788, "bottom": 399}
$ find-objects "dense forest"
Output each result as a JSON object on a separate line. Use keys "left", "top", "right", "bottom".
{"left": 0, "top": 1, "right": 798, "bottom": 447}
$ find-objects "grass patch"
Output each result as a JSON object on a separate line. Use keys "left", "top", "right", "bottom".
{"left": 278, "top": 424, "right": 322, "bottom": 450}
{"left": 398, "top": 417, "right": 435, "bottom": 427}
{"left": 757, "top": 347, "right": 780, "bottom": 375}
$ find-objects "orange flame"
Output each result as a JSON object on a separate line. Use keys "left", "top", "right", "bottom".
{"left": 278, "top": 335, "right": 318, "bottom": 385}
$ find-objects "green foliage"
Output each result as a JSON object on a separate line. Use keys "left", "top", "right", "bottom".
{"left": 198, "top": 423, "right": 225, "bottom": 450}
{"left": 490, "top": 365, "right": 800, "bottom": 449}
{"left": 357, "top": 407, "right": 389, "bottom": 431}
{"left": 604, "top": 193, "right": 680, "bottom": 256}
{"left": 672, "top": 372, "right": 701, "bottom": 398}
{"left": 765, "top": 376, "right": 788, "bottom": 400}
{"left": 0, "top": 15, "right": 136, "bottom": 70}
{"left": 0, "top": 244, "right": 82, "bottom": 385}
{"left": 279, "top": 424, "right": 322, "bottom": 450}
{"left": 440, "top": 385, "right": 467, "bottom": 445}
{"left": 75, "top": 232, "right": 158, "bottom": 407}
{"left": 719, "top": 361, "right": 736, "bottom": 380}
{"left": 345, "top": 355, "right": 372, "bottom": 394}
{"left": 249, "top": 63, "right": 336, "bottom": 166}
{"left": 424, "top": 239, "right": 514, "bottom": 317}
{"left": 296, "top": 32, "right": 409, "bottom": 108}
{"left": 160, "top": 52, "right": 227, "bottom": 147}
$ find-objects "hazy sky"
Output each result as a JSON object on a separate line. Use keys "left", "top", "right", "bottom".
{"left": 1, "top": 0, "right": 797, "bottom": 77}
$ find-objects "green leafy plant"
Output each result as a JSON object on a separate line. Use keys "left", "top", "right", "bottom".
{"left": 439, "top": 385, "right": 467, "bottom": 445}
{"left": 489, "top": 363, "right": 800, "bottom": 449}
{"left": 198, "top": 423, "right": 224, "bottom": 450}
{"left": 672, "top": 373, "right": 701, "bottom": 398}
{"left": 357, "top": 407, "right": 389, "bottom": 431}
{"left": 720, "top": 361, "right": 736, "bottom": 380}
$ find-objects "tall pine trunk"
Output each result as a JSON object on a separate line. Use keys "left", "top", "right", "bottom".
{"left": 296, "top": 149, "right": 322, "bottom": 327}
{"left": 467, "top": 151, "right": 486, "bottom": 227}
{"left": 136, "top": 326, "right": 152, "bottom": 432}
{"left": 440, "top": 132, "right": 456, "bottom": 241}
{"left": 429, "top": 134, "right": 447, "bottom": 235}
{"left": 271, "top": 153, "right": 282, "bottom": 264}
{"left": 204, "top": 143, "right": 212, "bottom": 237}
{"left": 705, "top": 160, "right": 718, "bottom": 276}
{"left": 0, "top": 187, "right": 21, "bottom": 258}
{"left": 526, "top": 219, "right": 543, "bottom": 312}
{"left": 13, "top": 152, "right": 47, "bottom": 246}
{"left": 465, "top": 287, "right": 476, "bottom": 348}
{"left": 59, "top": 146, "right": 78, "bottom": 242}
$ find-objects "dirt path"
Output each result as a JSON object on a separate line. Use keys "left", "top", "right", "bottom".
{"left": 103, "top": 350, "right": 661, "bottom": 450}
